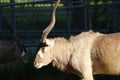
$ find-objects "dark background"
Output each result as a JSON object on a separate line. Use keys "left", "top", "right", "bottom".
{"left": 0, "top": 0, "right": 120, "bottom": 80}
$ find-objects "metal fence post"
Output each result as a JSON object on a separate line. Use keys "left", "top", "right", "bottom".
{"left": 66, "top": 0, "right": 71, "bottom": 36}
{"left": 10, "top": 0, "right": 16, "bottom": 36}
{"left": 83, "top": 0, "right": 88, "bottom": 31}
{"left": 112, "top": 0, "right": 117, "bottom": 32}
{"left": 0, "top": 8, "right": 2, "bottom": 39}
{"left": 104, "top": 0, "right": 110, "bottom": 33}
{"left": 87, "top": 0, "right": 92, "bottom": 30}
{"left": 104, "top": 0, "right": 109, "bottom": 32}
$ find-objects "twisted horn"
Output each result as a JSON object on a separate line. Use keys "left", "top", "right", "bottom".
{"left": 41, "top": 0, "right": 60, "bottom": 42}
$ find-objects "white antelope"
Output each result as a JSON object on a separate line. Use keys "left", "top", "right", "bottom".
{"left": 34, "top": 0, "right": 120, "bottom": 80}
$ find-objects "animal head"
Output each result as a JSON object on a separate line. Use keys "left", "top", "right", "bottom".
{"left": 0, "top": 8, "right": 28, "bottom": 64}
{"left": 0, "top": 40, "right": 28, "bottom": 64}
{"left": 34, "top": 0, "right": 60, "bottom": 69}
{"left": 34, "top": 39, "right": 54, "bottom": 68}
{"left": 12, "top": 34, "right": 28, "bottom": 63}
{"left": 14, "top": 42, "right": 28, "bottom": 63}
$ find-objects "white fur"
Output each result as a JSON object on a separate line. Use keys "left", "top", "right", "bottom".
{"left": 46, "top": 39, "right": 54, "bottom": 47}
{"left": 34, "top": 63, "right": 46, "bottom": 68}
{"left": 21, "top": 50, "right": 26, "bottom": 57}
{"left": 38, "top": 50, "right": 44, "bottom": 58}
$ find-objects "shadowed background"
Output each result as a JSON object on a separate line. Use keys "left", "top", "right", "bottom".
{"left": 0, "top": 0, "right": 120, "bottom": 80}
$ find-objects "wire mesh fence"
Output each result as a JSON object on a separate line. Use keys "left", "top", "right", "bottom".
{"left": 0, "top": 0, "right": 120, "bottom": 46}
{"left": 0, "top": 0, "right": 120, "bottom": 80}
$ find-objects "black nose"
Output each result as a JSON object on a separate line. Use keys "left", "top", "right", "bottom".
{"left": 34, "top": 62, "right": 37, "bottom": 66}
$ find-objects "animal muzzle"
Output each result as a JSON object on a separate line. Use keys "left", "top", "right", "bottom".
{"left": 22, "top": 58, "right": 28, "bottom": 63}
{"left": 34, "top": 62, "right": 45, "bottom": 69}
{"left": 21, "top": 52, "right": 28, "bottom": 63}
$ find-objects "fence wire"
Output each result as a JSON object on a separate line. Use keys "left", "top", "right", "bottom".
{"left": 0, "top": 0, "right": 120, "bottom": 80}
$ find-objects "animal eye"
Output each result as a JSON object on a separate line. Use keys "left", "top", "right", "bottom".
{"left": 42, "top": 47, "right": 45, "bottom": 52}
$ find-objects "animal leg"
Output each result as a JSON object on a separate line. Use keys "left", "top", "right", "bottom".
{"left": 80, "top": 52, "right": 94, "bottom": 80}
{"left": 82, "top": 67, "right": 93, "bottom": 80}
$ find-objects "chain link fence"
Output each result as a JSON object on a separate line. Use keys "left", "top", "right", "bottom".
{"left": 0, "top": 0, "right": 120, "bottom": 46}
{"left": 1, "top": 0, "right": 120, "bottom": 44}
{"left": 0, "top": 0, "right": 120, "bottom": 80}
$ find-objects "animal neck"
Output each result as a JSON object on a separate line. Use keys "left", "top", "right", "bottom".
{"left": 51, "top": 37, "right": 72, "bottom": 71}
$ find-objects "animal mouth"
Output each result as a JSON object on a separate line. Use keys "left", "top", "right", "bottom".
{"left": 22, "top": 59, "right": 28, "bottom": 63}
{"left": 34, "top": 63, "right": 46, "bottom": 69}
